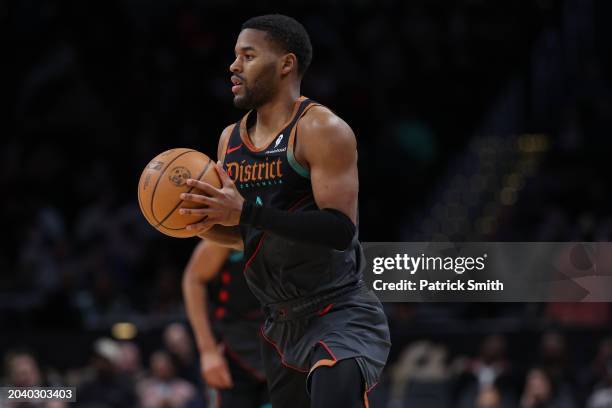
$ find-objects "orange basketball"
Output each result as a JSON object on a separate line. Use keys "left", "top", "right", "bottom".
{"left": 137, "top": 148, "right": 221, "bottom": 238}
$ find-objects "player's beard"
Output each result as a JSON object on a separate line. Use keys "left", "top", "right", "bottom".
{"left": 233, "top": 64, "right": 277, "bottom": 110}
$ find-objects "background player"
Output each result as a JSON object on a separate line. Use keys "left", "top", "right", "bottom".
{"left": 182, "top": 240, "right": 269, "bottom": 407}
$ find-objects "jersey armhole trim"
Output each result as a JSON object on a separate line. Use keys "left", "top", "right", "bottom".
{"left": 287, "top": 145, "right": 310, "bottom": 178}
{"left": 287, "top": 103, "right": 321, "bottom": 179}
{"left": 220, "top": 122, "right": 239, "bottom": 163}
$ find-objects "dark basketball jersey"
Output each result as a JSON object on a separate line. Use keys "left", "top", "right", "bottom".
{"left": 207, "top": 251, "right": 264, "bottom": 379}
{"left": 222, "top": 96, "right": 363, "bottom": 306}
{"left": 207, "top": 251, "right": 261, "bottom": 323}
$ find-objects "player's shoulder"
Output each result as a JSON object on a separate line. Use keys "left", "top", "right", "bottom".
{"left": 301, "top": 105, "right": 352, "bottom": 132}
{"left": 220, "top": 123, "right": 236, "bottom": 139}
{"left": 299, "top": 104, "right": 356, "bottom": 148}
{"left": 218, "top": 122, "right": 237, "bottom": 146}
{"left": 217, "top": 123, "right": 239, "bottom": 160}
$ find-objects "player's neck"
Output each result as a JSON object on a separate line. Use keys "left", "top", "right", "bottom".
{"left": 253, "top": 89, "right": 300, "bottom": 140}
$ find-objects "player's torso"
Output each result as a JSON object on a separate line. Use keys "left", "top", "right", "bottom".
{"left": 207, "top": 251, "right": 265, "bottom": 378}
{"left": 207, "top": 251, "right": 261, "bottom": 323}
{"left": 223, "top": 96, "right": 314, "bottom": 212}
{"left": 222, "top": 97, "right": 362, "bottom": 305}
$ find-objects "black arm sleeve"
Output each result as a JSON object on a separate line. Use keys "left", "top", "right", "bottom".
{"left": 239, "top": 201, "right": 356, "bottom": 250}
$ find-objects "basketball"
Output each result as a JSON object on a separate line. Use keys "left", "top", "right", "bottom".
{"left": 137, "top": 148, "right": 221, "bottom": 238}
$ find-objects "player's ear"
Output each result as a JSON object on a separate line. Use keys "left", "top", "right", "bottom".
{"left": 280, "top": 53, "right": 297, "bottom": 77}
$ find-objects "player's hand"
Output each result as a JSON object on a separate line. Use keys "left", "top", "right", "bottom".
{"left": 201, "top": 347, "right": 233, "bottom": 389}
{"left": 179, "top": 163, "right": 244, "bottom": 231}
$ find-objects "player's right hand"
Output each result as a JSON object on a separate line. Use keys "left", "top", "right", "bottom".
{"left": 201, "top": 347, "right": 234, "bottom": 389}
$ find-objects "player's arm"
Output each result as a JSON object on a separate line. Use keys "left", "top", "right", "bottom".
{"left": 195, "top": 125, "right": 244, "bottom": 251}
{"left": 298, "top": 108, "right": 359, "bottom": 224}
{"left": 197, "top": 225, "right": 243, "bottom": 251}
{"left": 182, "top": 240, "right": 233, "bottom": 389}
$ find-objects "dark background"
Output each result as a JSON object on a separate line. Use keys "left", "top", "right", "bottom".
{"left": 2, "top": 0, "right": 612, "bottom": 407}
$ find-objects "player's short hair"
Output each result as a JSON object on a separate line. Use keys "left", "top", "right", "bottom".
{"left": 242, "top": 14, "right": 313, "bottom": 77}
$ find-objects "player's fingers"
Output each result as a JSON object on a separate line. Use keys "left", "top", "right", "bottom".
{"left": 204, "top": 372, "right": 222, "bottom": 389}
{"left": 180, "top": 194, "right": 221, "bottom": 211}
{"left": 211, "top": 366, "right": 231, "bottom": 389}
{"left": 179, "top": 207, "right": 212, "bottom": 216}
{"left": 200, "top": 368, "right": 209, "bottom": 383}
{"left": 220, "top": 365, "right": 233, "bottom": 388}
{"left": 214, "top": 163, "right": 233, "bottom": 187}
{"left": 180, "top": 192, "right": 213, "bottom": 205}
{"left": 186, "top": 218, "right": 213, "bottom": 231}
{"left": 186, "top": 179, "right": 220, "bottom": 196}
{"left": 206, "top": 368, "right": 230, "bottom": 389}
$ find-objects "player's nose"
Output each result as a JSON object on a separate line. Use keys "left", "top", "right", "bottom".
{"left": 229, "top": 57, "right": 241, "bottom": 74}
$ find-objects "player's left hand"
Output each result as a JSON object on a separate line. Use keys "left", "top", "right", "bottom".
{"left": 179, "top": 163, "right": 244, "bottom": 230}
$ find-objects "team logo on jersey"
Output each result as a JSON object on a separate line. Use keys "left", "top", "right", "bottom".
{"left": 266, "top": 134, "right": 287, "bottom": 154}
{"left": 226, "top": 143, "right": 242, "bottom": 155}
{"left": 225, "top": 157, "right": 284, "bottom": 188}
{"left": 274, "top": 134, "right": 284, "bottom": 148}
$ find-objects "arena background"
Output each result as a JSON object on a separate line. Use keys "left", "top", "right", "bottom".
{"left": 2, "top": 0, "right": 612, "bottom": 406}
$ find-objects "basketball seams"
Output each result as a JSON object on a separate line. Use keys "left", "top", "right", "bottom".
{"left": 154, "top": 155, "right": 213, "bottom": 230}
{"left": 149, "top": 149, "right": 196, "bottom": 224}
{"left": 138, "top": 164, "right": 161, "bottom": 226}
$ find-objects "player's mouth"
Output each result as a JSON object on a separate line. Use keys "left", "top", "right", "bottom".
{"left": 231, "top": 76, "right": 243, "bottom": 94}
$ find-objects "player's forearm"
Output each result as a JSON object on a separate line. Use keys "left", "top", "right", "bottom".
{"left": 240, "top": 202, "right": 356, "bottom": 250}
{"left": 182, "top": 272, "right": 218, "bottom": 353}
{"left": 198, "top": 225, "right": 243, "bottom": 251}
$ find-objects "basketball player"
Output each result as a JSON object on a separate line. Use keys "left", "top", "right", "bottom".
{"left": 182, "top": 240, "right": 270, "bottom": 407}
{"left": 180, "top": 14, "right": 390, "bottom": 407}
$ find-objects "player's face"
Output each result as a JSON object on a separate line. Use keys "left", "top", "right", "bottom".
{"left": 230, "top": 29, "right": 282, "bottom": 109}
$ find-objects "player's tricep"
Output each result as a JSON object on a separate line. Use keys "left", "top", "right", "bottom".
{"left": 311, "top": 169, "right": 358, "bottom": 223}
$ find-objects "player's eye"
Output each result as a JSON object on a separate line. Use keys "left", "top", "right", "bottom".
{"left": 245, "top": 54, "right": 255, "bottom": 61}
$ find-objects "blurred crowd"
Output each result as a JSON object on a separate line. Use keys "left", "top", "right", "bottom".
{"left": 374, "top": 331, "right": 612, "bottom": 408}
{"left": 2, "top": 0, "right": 612, "bottom": 406}
{"left": 3, "top": 324, "right": 612, "bottom": 407}
{"left": 2, "top": 323, "right": 204, "bottom": 408}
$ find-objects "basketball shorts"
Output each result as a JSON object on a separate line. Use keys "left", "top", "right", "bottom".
{"left": 259, "top": 283, "right": 391, "bottom": 407}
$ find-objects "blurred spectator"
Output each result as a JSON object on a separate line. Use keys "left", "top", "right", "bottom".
{"left": 4, "top": 350, "right": 43, "bottom": 387}
{"left": 136, "top": 350, "right": 196, "bottom": 408}
{"left": 388, "top": 341, "right": 450, "bottom": 407}
{"left": 45, "top": 403, "right": 68, "bottom": 408}
{"left": 3, "top": 350, "right": 69, "bottom": 408}
{"left": 587, "top": 358, "right": 612, "bottom": 408}
{"left": 520, "top": 367, "right": 576, "bottom": 408}
{"left": 455, "top": 334, "right": 518, "bottom": 408}
{"left": 476, "top": 386, "right": 503, "bottom": 408}
{"left": 472, "top": 335, "right": 512, "bottom": 387}
{"left": 585, "top": 337, "right": 612, "bottom": 408}
{"left": 163, "top": 323, "right": 201, "bottom": 387}
{"left": 78, "top": 338, "right": 137, "bottom": 408}
{"left": 117, "top": 341, "right": 145, "bottom": 382}
{"left": 537, "top": 331, "right": 579, "bottom": 406}
{"left": 538, "top": 332, "right": 570, "bottom": 383}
